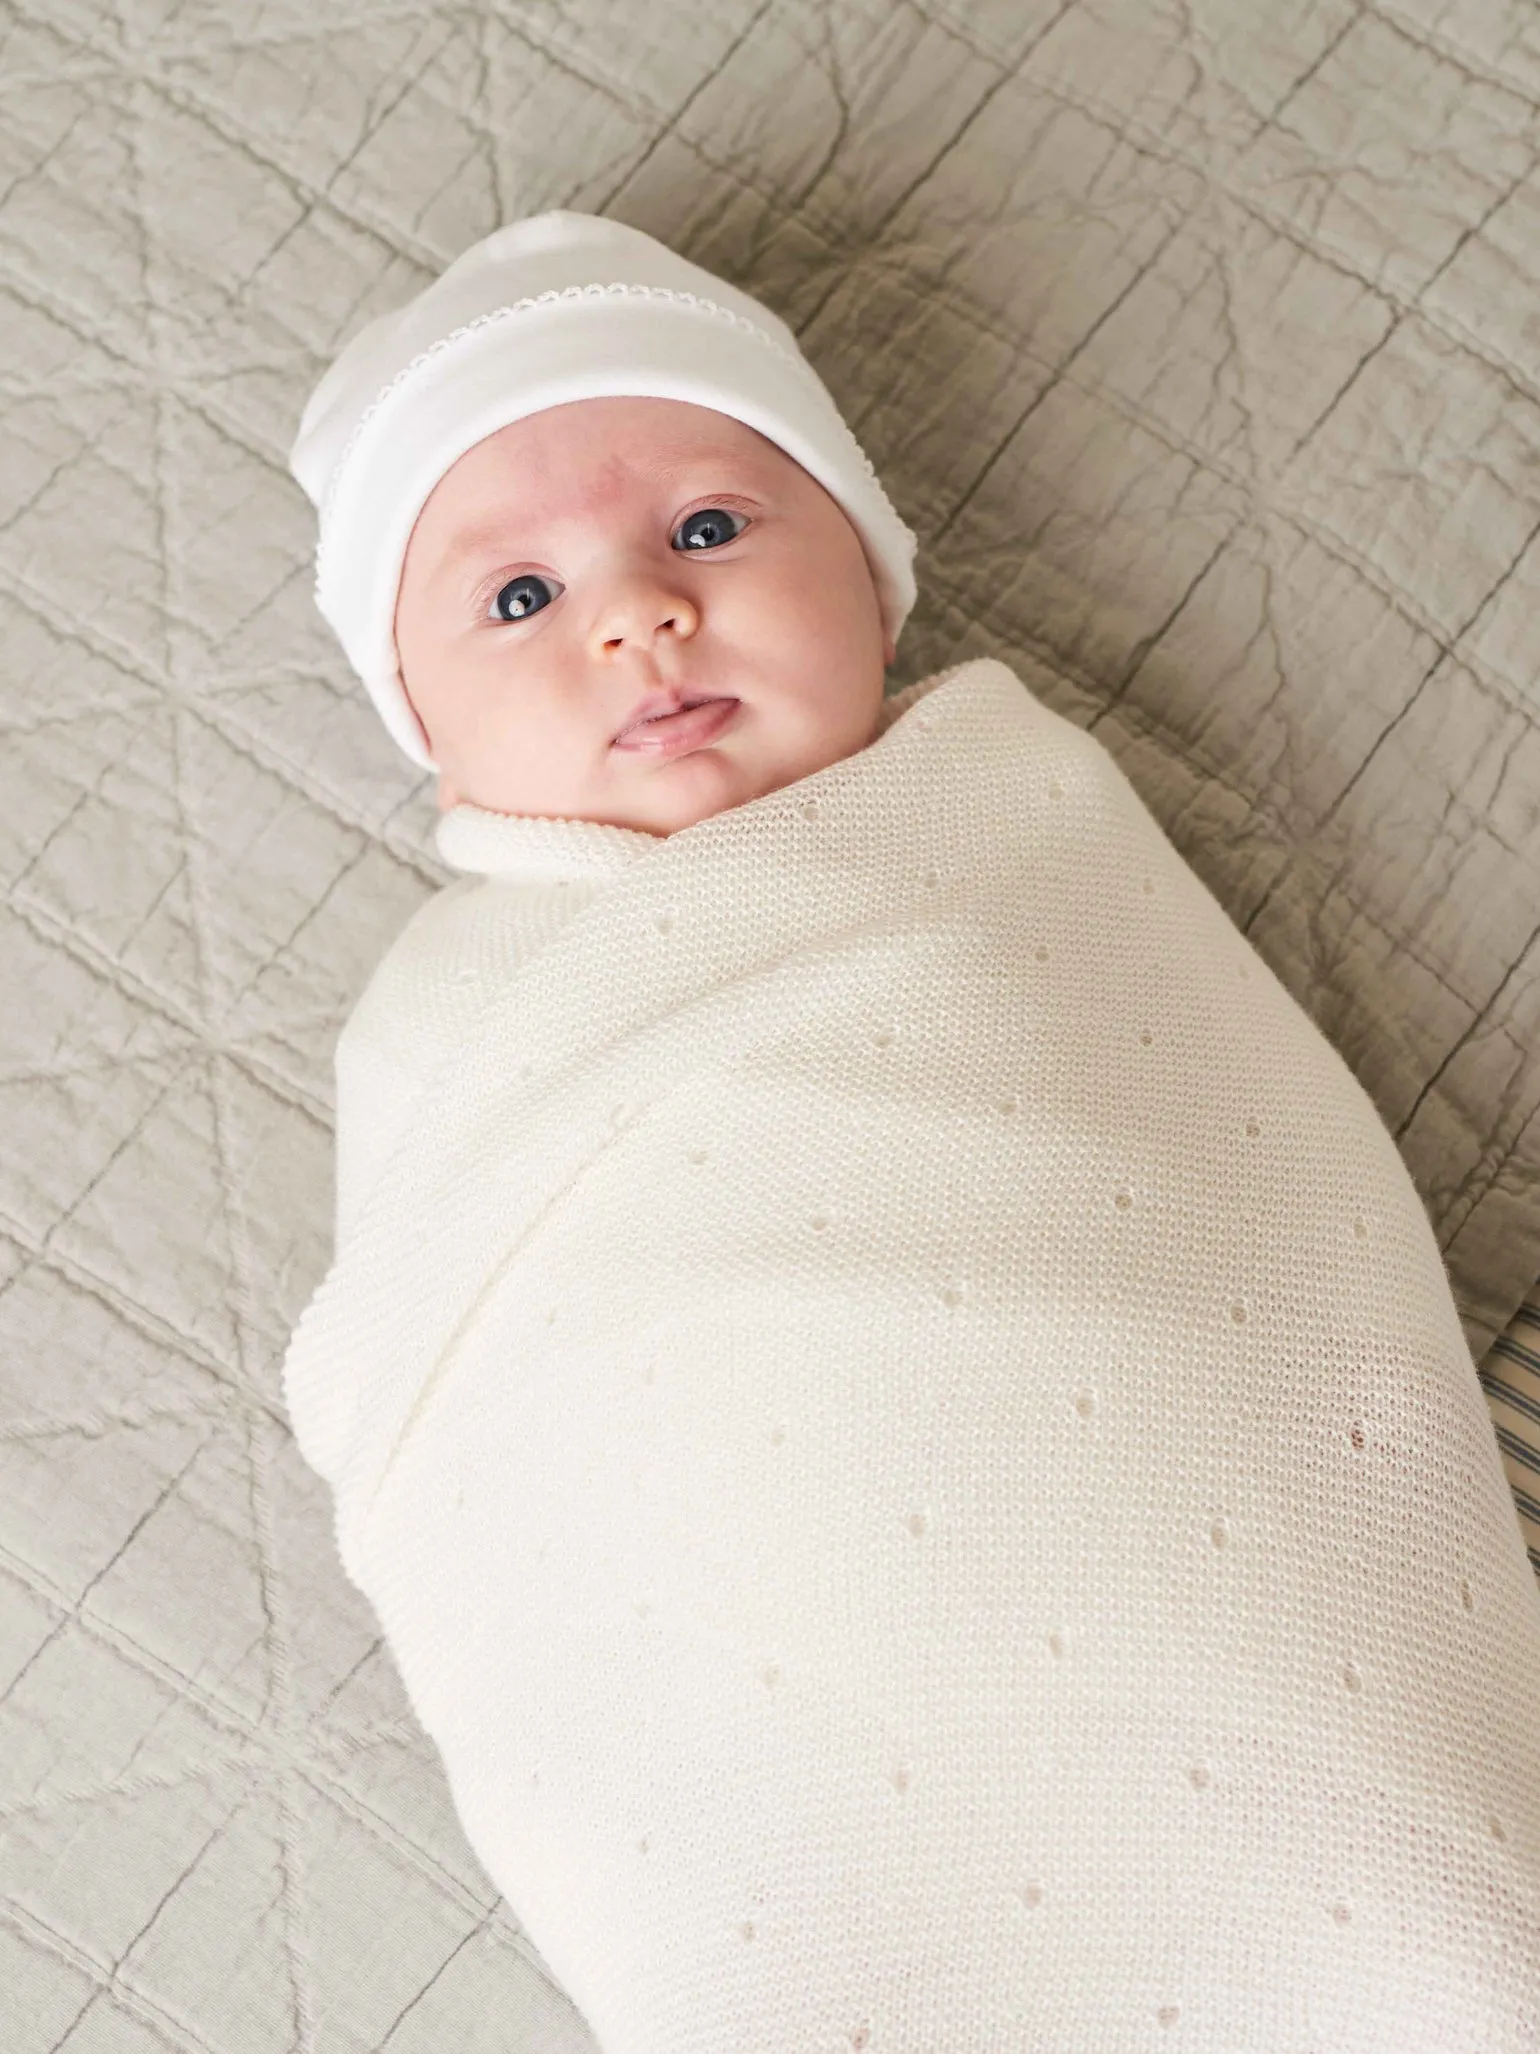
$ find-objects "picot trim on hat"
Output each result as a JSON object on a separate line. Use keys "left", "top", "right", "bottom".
{"left": 313, "top": 278, "right": 917, "bottom": 601}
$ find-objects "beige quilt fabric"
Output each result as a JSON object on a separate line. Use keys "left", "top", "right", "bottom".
{"left": 3, "top": 2, "right": 1539, "bottom": 2047}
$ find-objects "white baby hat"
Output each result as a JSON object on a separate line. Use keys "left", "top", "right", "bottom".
{"left": 289, "top": 210, "right": 920, "bottom": 767}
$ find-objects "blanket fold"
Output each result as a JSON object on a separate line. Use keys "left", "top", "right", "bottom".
{"left": 283, "top": 657, "right": 1540, "bottom": 2053}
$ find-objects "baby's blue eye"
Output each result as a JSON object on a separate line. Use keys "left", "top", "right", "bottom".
{"left": 491, "top": 574, "right": 556, "bottom": 621}
{"left": 674, "top": 507, "right": 745, "bottom": 551}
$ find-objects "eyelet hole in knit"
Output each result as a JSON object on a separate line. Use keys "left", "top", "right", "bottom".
{"left": 907, "top": 1510, "right": 929, "bottom": 1536}
{"left": 1158, "top": 2007, "right": 1181, "bottom": 2028}
{"left": 1210, "top": 1518, "right": 1229, "bottom": 1549}
{"left": 1343, "top": 1663, "right": 1362, "bottom": 1692}
{"left": 1188, "top": 1765, "right": 1210, "bottom": 1790}
{"left": 1074, "top": 1391, "right": 1096, "bottom": 1419}
{"left": 1015, "top": 1883, "right": 1045, "bottom": 1909}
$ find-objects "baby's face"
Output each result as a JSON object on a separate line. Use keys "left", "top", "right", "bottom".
{"left": 393, "top": 396, "right": 893, "bottom": 835}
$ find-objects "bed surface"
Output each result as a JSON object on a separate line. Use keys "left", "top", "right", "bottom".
{"left": 3, "top": 2, "right": 1539, "bottom": 2048}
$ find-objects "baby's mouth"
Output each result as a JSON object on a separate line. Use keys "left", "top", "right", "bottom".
{"left": 612, "top": 697, "right": 740, "bottom": 752}
{"left": 613, "top": 697, "right": 737, "bottom": 744}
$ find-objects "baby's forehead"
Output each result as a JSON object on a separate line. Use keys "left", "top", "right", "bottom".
{"left": 420, "top": 402, "right": 793, "bottom": 536}
{"left": 402, "top": 402, "right": 804, "bottom": 593}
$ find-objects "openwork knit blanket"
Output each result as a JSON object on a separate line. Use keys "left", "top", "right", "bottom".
{"left": 282, "top": 658, "right": 1540, "bottom": 2052}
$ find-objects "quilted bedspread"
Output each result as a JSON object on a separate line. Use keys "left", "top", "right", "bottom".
{"left": 3, "top": 2, "right": 1539, "bottom": 2050}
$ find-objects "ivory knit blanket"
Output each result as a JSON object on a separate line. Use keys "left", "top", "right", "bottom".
{"left": 283, "top": 658, "right": 1540, "bottom": 2052}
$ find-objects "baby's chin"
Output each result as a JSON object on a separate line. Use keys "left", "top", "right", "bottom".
{"left": 607, "top": 738, "right": 765, "bottom": 837}
{"left": 638, "top": 740, "right": 883, "bottom": 836}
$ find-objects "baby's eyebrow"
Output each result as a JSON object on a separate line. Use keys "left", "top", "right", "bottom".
{"left": 439, "top": 517, "right": 542, "bottom": 566}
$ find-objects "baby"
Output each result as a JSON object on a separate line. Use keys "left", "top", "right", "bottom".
{"left": 284, "top": 213, "right": 1540, "bottom": 2053}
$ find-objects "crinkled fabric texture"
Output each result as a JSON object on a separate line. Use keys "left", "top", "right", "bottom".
{"left": 7, "top": 5, "right": 1540, "bottom": 2050}
{"left": 283, "top": 661, "right": 1540, "bottom": 2053}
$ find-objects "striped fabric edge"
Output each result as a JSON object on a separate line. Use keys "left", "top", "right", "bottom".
{"left": 1478, "top": 1285, "right": 1540, "bottom": 1587}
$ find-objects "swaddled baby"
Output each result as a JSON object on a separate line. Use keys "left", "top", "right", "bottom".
{"left": 284, "top": 214, "right": 1540, "bottom": 2053}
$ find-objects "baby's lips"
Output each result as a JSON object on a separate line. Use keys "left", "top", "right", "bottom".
{"left": 611, "top": 698, "right": 740, "bottom": 752}
{"left": 612, "top": 688, "right": 719, "bottom": 741}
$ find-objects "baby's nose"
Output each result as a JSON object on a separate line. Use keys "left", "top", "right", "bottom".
{"left": 597, "top": 585, "right": 700, "bottom": 651}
